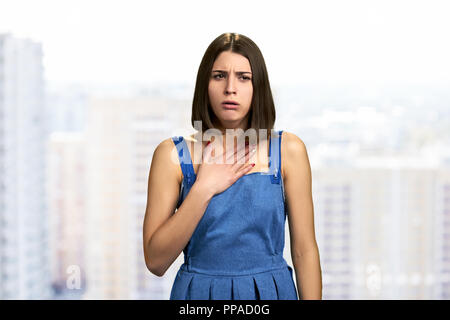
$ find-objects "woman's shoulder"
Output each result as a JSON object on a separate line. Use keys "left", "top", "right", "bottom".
{"left": 280, "top": 131, "right": 308, "bottom": 179}
{"left": 153, "top": 136, "right": 184, "bottom": 183}
{"left": 162, "top": 134, "right": 196, "bottom": 146}
{"left": 280, "top": 130, "right": 305, "bottom": 146}
{"left": 157, "top": 136, "right": 180, "bottom": 150}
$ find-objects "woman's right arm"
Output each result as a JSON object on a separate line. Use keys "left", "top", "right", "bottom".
{"left": 143, "top": 139, "right": 214, "bottom": 277}
{"left": 143, "top": 138, "right": 255, "bottom": 277}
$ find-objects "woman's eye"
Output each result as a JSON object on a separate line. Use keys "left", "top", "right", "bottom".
{"left": 212, "top": 74, "right": 251, "bottom": 80}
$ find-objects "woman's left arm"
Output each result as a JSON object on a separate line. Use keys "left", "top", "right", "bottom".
{"left": 282, "top": 132, "right": 322, "bottom": 300}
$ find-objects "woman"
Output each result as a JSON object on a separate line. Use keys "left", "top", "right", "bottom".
{"left": 143, "top": 33, "right": 322, "bottom": 300}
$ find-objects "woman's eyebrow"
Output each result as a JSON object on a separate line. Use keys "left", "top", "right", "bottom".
{"left": 212, "top": 70, "right": 252, "bottom": 74}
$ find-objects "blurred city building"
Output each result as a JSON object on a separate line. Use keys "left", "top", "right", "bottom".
{"left": 0, "top": 33, "right": 51, "bottom": 299}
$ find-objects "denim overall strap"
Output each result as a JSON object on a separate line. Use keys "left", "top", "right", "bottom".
{"left": 172, "top": 136, "right": 196, "bottom": 188}
{"left": 268, "top": 130, "right": 283, "bottom": 184}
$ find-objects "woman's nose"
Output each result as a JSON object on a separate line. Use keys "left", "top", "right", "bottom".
{"left": 225, "top": 77, "right": 236, "bottom": 94}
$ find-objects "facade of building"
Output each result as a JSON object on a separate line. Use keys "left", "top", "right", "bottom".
{"left": 0, "top": 33, "right": 51, "bottom": 299}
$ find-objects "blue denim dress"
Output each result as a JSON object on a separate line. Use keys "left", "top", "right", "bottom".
{"left": 169, "top": 130, "right": 298, "bottom": 300}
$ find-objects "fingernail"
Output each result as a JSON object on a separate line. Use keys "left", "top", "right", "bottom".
{"left": 206, "top": 141, "right": 211, "bottom": 146}
{"left": 251, "top": 163, "right": 255, "bottom": 167}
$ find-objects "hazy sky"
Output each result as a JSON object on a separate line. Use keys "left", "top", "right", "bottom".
{"left": 1, "top": 0, "right": 449, "bottom": 87}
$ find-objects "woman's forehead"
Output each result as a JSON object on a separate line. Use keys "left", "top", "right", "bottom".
{"left": 213, "top": 51, "right": 251, "bottom": 70}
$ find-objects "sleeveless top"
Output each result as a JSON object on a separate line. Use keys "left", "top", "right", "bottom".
{"left": 169, "top": 130, "right": 298, "bottom": 300}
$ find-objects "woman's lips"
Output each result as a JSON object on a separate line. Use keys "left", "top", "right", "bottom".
{"left": 222, "top": 103, "right": 239, "bottom": 110}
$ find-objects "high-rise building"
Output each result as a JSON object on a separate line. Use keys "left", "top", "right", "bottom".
{"left": 82, "top": 96, "right": 189, "bottom": 299}
{"left": 434, "top": 168, "right": 450, "bottom": 299}
{"left": 45, "top": 83, "right": 88, "bottom": 132}
{"left": 0, "top": 33, "right": 51, "bottom": 299}
{"left": 313, "top": 166, "right": 353, "bottom": 299}
{"left": 313, "top": 152, "right": 446, "bottom": 299}
{"left": 48, "top": 132, "right": 87, "bottom": 298}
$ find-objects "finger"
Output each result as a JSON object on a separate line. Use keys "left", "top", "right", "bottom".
{"left": 227, "top": 144, "right": 248, "bottom": 166}
{"left": 238, "top": 144, "right": 256, "bottom": 164}
{"left": 232, "top": 147, "right": 256, "bottom": 172}
{"left": 205, "top": 152, "right": 222, "bottom": 165}
{"left": 202, "top": 145, "right": 210, "bottom": 163}
{"left": 233, "top": 159, "right": 251, "bottom": 174}
{"left": 222, "top": 140, "right": 248, "bottom": 160}
{"left": 202, "top": 142, "right": 216, "bottom": 164}
{"left": 235, "top": 163, "right": 255, "bottom": 178}
{"left": 203, "top": 140, "right": 217, "bottom": 157}
{"left": 206, "top": 141, "right": 228, "bottom": 162}
{"left": 226, "top": 142, "right": 254, "bottom": 164}
{"left": 206, "top": 148, "right": 227, "bottom": 165}
{"left": 232, "top": 144, "right": 256, "bottom": 167}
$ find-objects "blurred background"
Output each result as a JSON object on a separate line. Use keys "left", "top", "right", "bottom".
{"left": 1, "top": 0, "right": 449, "bottom": 299}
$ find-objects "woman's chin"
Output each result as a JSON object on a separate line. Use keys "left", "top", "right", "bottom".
{"left": 221, "top": 116, "right": 242, "bottom": 124}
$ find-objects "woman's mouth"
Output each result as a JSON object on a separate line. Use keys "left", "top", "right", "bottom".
{"left": 222, "top": 101, "right": 239, "bottom": 110}
{"left": 223, "top": 104, "right": 238, "bottom": 110}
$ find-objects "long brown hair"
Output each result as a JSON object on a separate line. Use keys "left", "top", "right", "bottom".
{"left": 191, "top": 33, "right": 276, "bottom": 136}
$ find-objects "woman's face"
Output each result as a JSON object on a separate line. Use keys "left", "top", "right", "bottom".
{"left": 208, "top": 50, "right": 253, "bottom": 132}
